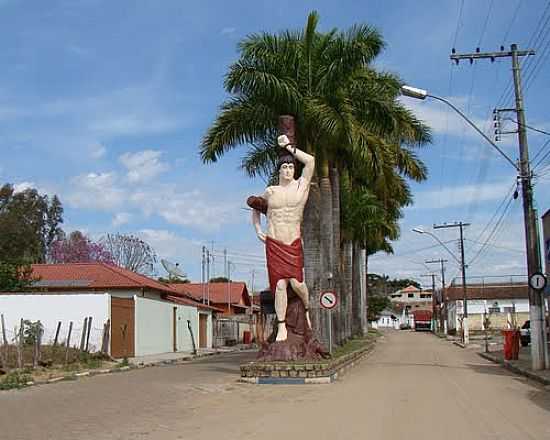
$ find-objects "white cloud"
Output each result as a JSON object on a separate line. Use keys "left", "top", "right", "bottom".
{"left": 412, "top": 180, "right": 514, "bottom": 210}
{"left": 112, "top": 212, "right": 132, "bottom": 227}
{"left": 221, "top": 27, "right": 236, "bottom": 35}
{"left": 13, "top": 181, "right": 35, "bottom": 193}
{"left": 89, "top": 142, "right": 107, "bottom": 159}
{"left": 119, "top": 150, "right": 169, "bottom": 183}
{"left": 130, "top": 186, "right": 241, "bottom": 232}
{"left": 66, "top": 172, "right": 126, "bottom": 210}
{"left": 401, "top": 96, "right": 488, "bottom": 139}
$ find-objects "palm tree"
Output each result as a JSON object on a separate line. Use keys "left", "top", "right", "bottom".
{"left": 200, "top": 12, "right": 431, "bottom": 344}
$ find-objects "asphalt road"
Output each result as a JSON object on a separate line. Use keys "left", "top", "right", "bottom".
{"left": 1, "top": 332, "right": 549, "bottom": 440}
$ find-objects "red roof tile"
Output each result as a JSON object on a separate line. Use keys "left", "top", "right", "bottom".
{"left": 445, "top": 283, "right": 529, "bottom": 301}
{"left": 28, "top": 263, "right": 213, "bottom": 310}
{"left": 170, "top": 282, "right": 250, "bottom": 306}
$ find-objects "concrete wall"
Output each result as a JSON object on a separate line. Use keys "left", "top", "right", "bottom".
{"left": 134, "top": 296, "right": 174, "bottom": 356}
{"left": 0, "top": 292, "right": 109, "bottom": 351}
{"left": 448, "top": 298, "right": 530, "bottom": 331}
{"left": 134, "top": 296, "right": 207, "bottom": 356}
{"left": 177, "top": 306, "right": 199, "bottom": 352}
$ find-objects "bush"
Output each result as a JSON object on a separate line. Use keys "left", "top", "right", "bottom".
{"left": 0, "top": 370, "right": 32, "bottom": 390}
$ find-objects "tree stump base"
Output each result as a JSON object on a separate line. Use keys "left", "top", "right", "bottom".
{"left": 257, "top": 295, "right": 328, "bottom": 362}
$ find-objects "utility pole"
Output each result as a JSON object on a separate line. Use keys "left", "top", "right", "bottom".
{"left": 227, "top": 259, "right": 231, "bottom": 314}
{"left": 451, "top": 44, "right": 546, "bottom": 370}
{"left": 201, "top": 246, "right": 206, "bottom": 304}
{"left": 422, "top": 273, "right": 437, "bottom": 332}
{"left": 426, "top": 258, "right": 448, "bottom": 333}
{"left": 206, "top": 249, "right": 210, "bottom": 306}
{"left": 224, "top": 248, "right": 229, "bottom": 313}
{"left": 434, "top": 222, "right": 470, "bottom": 344}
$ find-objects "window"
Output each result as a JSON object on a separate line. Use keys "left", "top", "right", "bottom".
{"left": 408, "top": 293, "right": 414, "bottom": 298}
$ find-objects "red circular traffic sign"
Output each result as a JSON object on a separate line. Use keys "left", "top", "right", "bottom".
{"left": 320, "top": 291, "right": 338, "bottom": 310}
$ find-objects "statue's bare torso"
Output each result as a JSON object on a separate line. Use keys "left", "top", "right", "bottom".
{"left": 264, "top": 177, "right": 310, "bottom": 245}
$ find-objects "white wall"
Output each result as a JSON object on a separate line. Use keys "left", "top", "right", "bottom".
{"left": 134, "top": 296, "right": 204, "bottom": 356}
{"left": 134, "top": 296, "right": 173, "bottom": 356}
{"left": 0, "top": 293, "right": 109, "bottom": 351}
{"left": 178, "top": 305, "right": 199, "bottom": 352}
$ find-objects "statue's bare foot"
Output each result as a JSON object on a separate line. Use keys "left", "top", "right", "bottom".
{"left": 276, "top": 323, "right": 288, "bottom": 341}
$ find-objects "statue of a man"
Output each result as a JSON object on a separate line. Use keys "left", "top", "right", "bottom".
{"left": 251, "top": 134, "right": 315, "bottom": 342}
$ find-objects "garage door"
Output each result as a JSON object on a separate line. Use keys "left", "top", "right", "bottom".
{"left": 111, "top": 297, "right": 135, "bottom": 358}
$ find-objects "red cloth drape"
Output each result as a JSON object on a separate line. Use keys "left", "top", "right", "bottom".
{"left": 265, "top": 236, "right": 304, "bottom": 294}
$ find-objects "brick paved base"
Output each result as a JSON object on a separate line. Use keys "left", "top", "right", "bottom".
{"left": 240, "top": 341, "right": 375, "bottom": 384}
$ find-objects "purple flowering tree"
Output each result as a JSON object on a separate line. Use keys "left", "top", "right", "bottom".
{"left": 49, "top": 231, "right": 114, "bottom": 264}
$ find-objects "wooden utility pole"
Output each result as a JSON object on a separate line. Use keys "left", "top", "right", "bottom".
{"left": 434, "top": 222, "right": 470, "bottom": 343}
{"left": 426, "top": 259, "right": 448, "bottom": 333}
{"left": 451, "top": 44, "right": 547, "bottom": 370}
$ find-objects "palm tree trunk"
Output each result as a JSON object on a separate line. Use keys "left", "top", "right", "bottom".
{"left": 342, "top": 239, "right": 353, "bottom": 339}
{"left": 352, "top": 241, "right": 367, "bottom": 336}
{"left": 363, "top": 249, "right": 369, "bottom": 335}
{"left": 318, "top": 158, "right": 333, "bottom": 346}
{"left": 303, "top": 174, "right": 321, "bottom": 336}
{"left": 330, "top": 166, "right": 342, "bottom": 345}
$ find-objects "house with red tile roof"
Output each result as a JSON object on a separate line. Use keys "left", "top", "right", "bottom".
{"left": 170, "top": 282, "right": 255, "bottom": 316}
{"left": 0, "top": 263, "right": 220, "bottom": 358}
{"left": 169, "top": 282, "right": 261, "bottom": 345}
{"left": 443, "top": 282, "right": 530, "bottom": 334}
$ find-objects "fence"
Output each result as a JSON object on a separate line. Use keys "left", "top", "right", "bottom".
{"left": 0, "top": 313, "right": 110, "bottom": 371}
{"left": 215, "top": 316, "right": 254, "bottom": 347}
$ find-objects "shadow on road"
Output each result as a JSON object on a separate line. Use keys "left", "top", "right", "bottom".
{"left": 527, "top": 389, "right": 550, "bottom": 413}
{"left": 464, "top": 362, "right": 515, "bottom": 377}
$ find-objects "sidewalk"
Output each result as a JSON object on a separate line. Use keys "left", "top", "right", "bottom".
{"left": 129, "top": 344, "right": 258, "bottom": 367}
{"left": 479, "top": 346, "right": 550, "bottom": 387}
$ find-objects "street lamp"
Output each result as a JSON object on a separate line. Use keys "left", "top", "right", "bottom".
{"left": 401, "top": 86, "right": 517, "bottom": 170}
{"left": 403, "top": 85, "right": 547, "bottom": 370}
{"left": 413, "top": 227, "right": 469, "bottom": 343}
{"left": 412, "top": 228, "right": 461, "bottom": 265}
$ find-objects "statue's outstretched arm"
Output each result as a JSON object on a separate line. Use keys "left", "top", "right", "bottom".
{"left": 277, "top": 135, "right": 315, "bottom": 184}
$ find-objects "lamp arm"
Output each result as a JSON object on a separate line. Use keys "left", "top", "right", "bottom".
{"left": 428, "top": 94, "right": 518, "bottom": 171}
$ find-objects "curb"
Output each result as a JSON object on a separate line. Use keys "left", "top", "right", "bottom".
{"left": 2, "top": 346, "right": 258, "bottom": 392}
{"left": 479, "top": 352, "right": 550, "bottom": 387}
{"left": 240, "top": 340, "right": 377, "bottom": 385}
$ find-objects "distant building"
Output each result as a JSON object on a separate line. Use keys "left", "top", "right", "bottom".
{"left": 444, "top": 282, "right": 529, "bottom": 334}
{"left": 390, "top": 285, "right": 433, "bottom": 329}
{"left": 390, "top": 285, "right": 433, "bottom": 304}
{"left": 371, "top": 309, "right": 399, "bottom": 329}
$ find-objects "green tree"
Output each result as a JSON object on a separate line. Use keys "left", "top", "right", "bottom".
{"left": 367, "top": 295, "right": 392, "bottom": 322}
{"left": 200, "top": 12, "right": 430, "bottom": 344}
{"left": 0, "top": 184, "right": 64, "bottom": 263}
{"left": 0, "top": 261, "right": 34, "bottom": 292}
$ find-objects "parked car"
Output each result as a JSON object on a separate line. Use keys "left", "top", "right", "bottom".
{"left": 520, "top": 320, "right": 530, "bottom": 347}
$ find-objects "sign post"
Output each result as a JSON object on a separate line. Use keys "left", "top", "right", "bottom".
{"left": 320, "top": 291, "right": 338, "bottom": 354}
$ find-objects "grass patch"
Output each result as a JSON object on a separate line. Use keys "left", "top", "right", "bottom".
{"left": 331, "top": 330, "right": 380, "bottom": 359}
{"left": 0, "top": 371, "right": 32, "bottom": 390}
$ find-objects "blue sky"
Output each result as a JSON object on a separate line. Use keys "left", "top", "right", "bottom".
{"left": 1, "top": 0, "right": 549, "bottom": 290}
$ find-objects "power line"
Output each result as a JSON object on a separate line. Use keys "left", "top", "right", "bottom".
{"left": 477, "top": 0, "right": 495, "bottom": 47}
{"left": 501, "top": 0, "right": 523, "bottom": 45}
{"left": 468, "top": 194, "right": 516, "bottom": 265}
{"left": 452, "top": 0, "right": 465, "bottom": 49}
{"left": 469, "top": 180, "right": 517, "bottom": 248}
{"left": 533, "top": 138, "right": 550, "bottom": 169}
{"left": 370, "top": 240, "right": 458, "bottom": 259}
{"left": 503, "top": 118, "right": 550, "bottom": 137}
{"left": 464, "top": 238, "right": 525, "bottom": 254}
